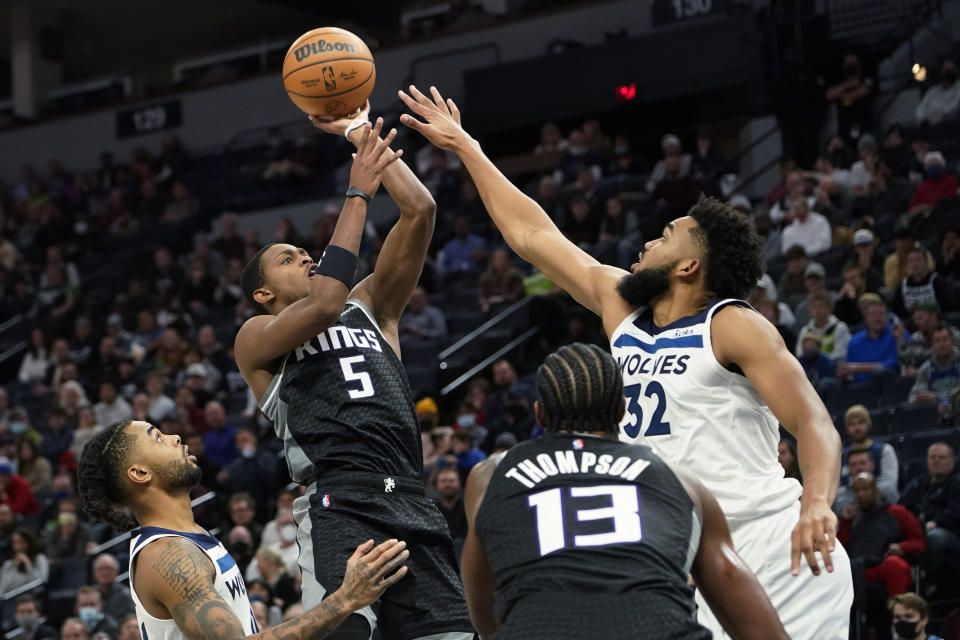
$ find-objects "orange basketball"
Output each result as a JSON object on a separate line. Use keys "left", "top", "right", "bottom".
{"left": 282, "top": 27, "right": 375, "bottom": 119}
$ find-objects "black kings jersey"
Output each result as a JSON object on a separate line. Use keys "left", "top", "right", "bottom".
{"left": 474, "top": 433, "right": 707, "bottom": 639}
{"left": 259, "top": 299, "right": 422, "bottom": 483}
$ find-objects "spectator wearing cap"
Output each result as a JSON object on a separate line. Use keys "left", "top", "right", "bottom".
{"left": 796, "top": 291, "right": 851, "bottom": 362}
{"left": 416, "top": 397, "right": 440, "bottom": 467}
{"left": 892, "top": 245, "right": 957, "bottom": 319}
{"left": 791, "top": 262, "right": 837, "bottom": 332}
{"left": 839, "top": 297, "right": 899, "bottom": 382}
{"left": 850, "top": 229, "right": 885, "bottom": 293}
{"left": 182, "top": 362, "right": 214, "bottom": 408}
{"left": 884, "top": 227, "right": 936, "bottom": 294}
{"left": 645, "top": 134, "right": 692, "bottom": 193}
{"left": 781, "top": 197, "right": 832, "bottom": 257}
{"left": 91, "top": 378, "right": 132, "bottom": 428}
{"left": 0, "top": 457, "right": 40, "bottom": 516}
{"left": 850, "top": 134, "right": 880, "bottom": 198}
{"left": 909, "top": 325, "right": 959, "bottom": 415}
{"left": 909, "top": 151, "right": 959, "bottom": 214}
{"left": 398, "top": 287, "right": 447, "bottom": 344}
{"left": 916, "top": 55, "right": 960, "bottom": 127}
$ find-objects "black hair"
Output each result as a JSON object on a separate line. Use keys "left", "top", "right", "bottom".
{"left": 12, "top": 528, "right": 40, "bottom": 560}
{"left": 536, "top": 343, "right": 623, "bottom": 435}
{"left": 241, "top": 243, "right": 277, "bottom": 315}
{"left": 77, "top": 421, "right": 140, "bottom": 531}
{"left": 687, "top": 196, "right": 766, "bottom": 300}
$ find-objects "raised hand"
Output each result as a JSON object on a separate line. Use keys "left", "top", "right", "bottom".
{"left": 336, "top": 539, "right": 409, "bottom": 610}
{"left": 309, "top": 100, "right": 371, "bottom": 137}
{"left": 398, "top": 85, "right": 472, "bottom": 152}
{"left": 348, "top": 117, "right": 402, "bottom": 197}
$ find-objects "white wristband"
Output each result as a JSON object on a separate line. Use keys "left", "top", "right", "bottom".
{"left": 345, "top": 120, "right": 368, "bottom": 141}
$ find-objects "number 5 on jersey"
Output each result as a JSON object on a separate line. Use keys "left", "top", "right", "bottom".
{"left": 339, "top": 355, "right": 374, "bottom": 399}
{"left": 622, "top": 382, "right": 671, "bottom": 439}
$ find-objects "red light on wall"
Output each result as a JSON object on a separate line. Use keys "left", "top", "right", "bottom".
{"left": 615, "top": 83, "right": 637, "bottom": 102}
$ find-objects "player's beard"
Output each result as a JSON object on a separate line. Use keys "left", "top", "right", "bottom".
{"left": 154, "top": 457, "right": 202, "bottom": 492}
{"left": 616, "top": 261, "right": 677, "bottom": 307}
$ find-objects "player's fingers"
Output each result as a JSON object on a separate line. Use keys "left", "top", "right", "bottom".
{"left": 364, "top": 117, "right": 384, "bottom": 153}
{"left": 379, "top": 565, "right": 408, "bottom": 589}
{"left": 409, "top": 85, "right": 436, "bottom": 109}
{"left": 373, "top": 127, "right": 397, "bottom": 158}
{"left": 397, "top": 90, "right": 432, "bottom": 117}
{"left": 357, "top": 121, "right": 372, "bottom": 150}
{"left": 790, "top": 527, "right": 802, "bottom": 576}
{"left": 376, "top": 148, "right": 403, "bottom": 172}
{"left": 375, "top": 548, "right": 410, "bottom": 577}
{"left": 363, "top": 538, "right": 396, "bottom": 564}
{"left": 370, "top": 541, "right": 407, "bottom": 570}
{"left": 447, "top": 98, "right": 461, "bottom": 124}
{"left": 399, "top": 113, "right": 426, "bottom": 132}
{"left": 349, "top": 539, "right": 375, "bottom": 562}
{"left": 825, "top": 520, "right": 838, "bottom": 554}
{"left": 803, "top": 542, "right": 821, "bottom": 576}
{"left": 814, "top": 520, "right": 834, "bottom": 573}
{"left": 429, "top": 86, "right": 448, "bottom": 113}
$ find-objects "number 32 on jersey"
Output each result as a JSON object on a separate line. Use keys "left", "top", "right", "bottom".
{"left": 621, "top": 382, "right": 671, "bottom": 438}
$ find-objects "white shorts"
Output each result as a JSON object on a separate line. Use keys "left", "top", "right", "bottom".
{"left": 696, "top": 501, "right": 853, "bottom": 640}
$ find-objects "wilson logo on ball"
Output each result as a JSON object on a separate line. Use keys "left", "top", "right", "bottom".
{"left": 293, "top": 40, "right": 357, "bottom": 62}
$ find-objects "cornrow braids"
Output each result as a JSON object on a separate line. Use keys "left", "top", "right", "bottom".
{"left": 77, "top": 421, "right": 140, "bottom": 531}
{"left": 536, "top": 343, "right": 624, "bottom": 435}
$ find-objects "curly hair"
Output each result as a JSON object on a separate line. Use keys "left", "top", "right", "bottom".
{"left": 77, "top": 421, "right": 140, "bottom": 531}
{"left": 536, "top": 343, "right": 624, "bottom": 435}
{"left": 687, "top": 195, "right": 765, "bottom": 300}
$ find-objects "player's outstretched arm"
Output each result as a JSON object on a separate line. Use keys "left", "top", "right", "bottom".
{"left": 398, "top": 85, "right": 632, "bottom": 333}
{"left": 314, "top": 104, "right": 437, "bottom": 348}
{"left": 136, "top": 536, "right": 408, "bottom": 640}
{"left": 712, "top": 305, "right": 841, "bottom": 577}
{"left": 676, "top": 467, "right": 789, "bottom": 640}
{"left": 236, "top": 120, "right": 401, "bottom": 380}
{"left": 461, "top": 459, "right": 499, "bottom": 638}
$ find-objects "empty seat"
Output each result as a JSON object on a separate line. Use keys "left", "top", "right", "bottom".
{"left": 868, "top": 407, "right": 894, "bottom": 436}
{"left": 447, "top": 311, "right": 486, "bottom": 335}
{"left": 823, "top": 381, "right": 882, "bottom": 415}
{"left": 882, "top": 376, "right": 917, "bottom": 406}
{"left": 903, "top": 457, "right": 928, "bottom": 484}
{"left": 901, "top": 428, "right": 960, "bottom": 460}
{"left": 891, "top": 403, "right": 940, "bottom": 433}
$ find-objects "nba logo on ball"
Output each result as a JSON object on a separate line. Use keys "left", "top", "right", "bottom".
{"left": 321, "top": 494, "right": 331, "bottom": 508}
{"left": 572, "top": 439, "right": 584, "bottom": 450}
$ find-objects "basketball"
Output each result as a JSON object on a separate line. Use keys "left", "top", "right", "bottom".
{"left": 282, "top": 27, "right": 375, "bottom": 119}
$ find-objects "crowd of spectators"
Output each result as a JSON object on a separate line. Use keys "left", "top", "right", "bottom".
{"left": 1, "top": 46, "right": 960, "bottom": 639}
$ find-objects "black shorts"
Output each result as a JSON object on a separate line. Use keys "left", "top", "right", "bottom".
{"left": 295, "top": 472, "right": 474, "bottom": 640}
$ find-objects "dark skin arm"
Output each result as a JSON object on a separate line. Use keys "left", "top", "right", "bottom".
{"left": 712, "top": 305, "right": 841, "bottom": 577}
{"left": 673, "top": 465, "right": 789, "bottom": 640}
{"left": 311, "top": 105, "right": 436, "bottom": 360}
{"left": 461, "top": 459, "right": 499, "bottom": 638}
{"left": 235, "top": 121, "right": 401, "bottom": 399}
{"left": 134, "top": 536, "right": 409, "bottom": 640}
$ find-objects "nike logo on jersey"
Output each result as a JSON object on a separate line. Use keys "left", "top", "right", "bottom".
{"left": 504, "top": 450, "right": 651, "bottom": 488}
{"left": 616, "top": 353, "right": 690, "bottom": 377}
{"left": 294, "top": 326, "right": 383, "bottom": 361}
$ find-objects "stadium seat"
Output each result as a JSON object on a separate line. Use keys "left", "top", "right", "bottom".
{"left": 882, "top": 376, "right": 917, "bottom": 406}
{"left": 903, "top": 457, "right": 928, "bottom": 484}
{"left": 901, "top": 429, "right": 960, "bottom": 460}
{"left": 891, "top": 403, "right": 940, "bottom": 433}
{"left": 447, "top": 310, "right": 487, "bottom": 335}
{"left": 868, "top": 407, "right": 894, "bottom": 435}
{"left": 822, "top": 380, "right": 881, "bottom": 415}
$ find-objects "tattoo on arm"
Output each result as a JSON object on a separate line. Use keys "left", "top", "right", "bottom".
{"left": 150, "top": 538, "right": 246, "bottom": 640}
{"left": 150, "top": 538, "right": 354, "bottom": 640}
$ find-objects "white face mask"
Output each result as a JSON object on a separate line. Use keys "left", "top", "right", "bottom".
{"left": 279, "top": 524, "right": 297, "bottom": 544}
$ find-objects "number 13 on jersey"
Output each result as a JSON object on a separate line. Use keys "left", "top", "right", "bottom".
{"left": 621, "top": 382, "right": 671, "bottom": 439}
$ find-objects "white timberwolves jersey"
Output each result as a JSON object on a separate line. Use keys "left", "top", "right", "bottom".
{"left": 129, "top": 527, "right": 258, "bottom": 640}
{"left": 610, "top": 298, "right": 801, "bottom": 524}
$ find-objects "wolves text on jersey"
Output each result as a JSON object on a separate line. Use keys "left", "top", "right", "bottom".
{"left": 293, "top": 325, "right": 383, "bottom": 362}
{"left": 616, "top": 353, "right": 690, "bottom": 377}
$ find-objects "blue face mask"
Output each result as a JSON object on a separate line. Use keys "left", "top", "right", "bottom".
{"left": 78, "top": 607, "right": 102, "bottom": 630}
{"left": 10, "top": 422, "right": 26, "bottom": 434}
{"left": 927, "top": 165, "right": 945, "bottom": 179}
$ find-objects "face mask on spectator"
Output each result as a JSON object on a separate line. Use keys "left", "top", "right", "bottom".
{"left": 16, "top": 616, "right": 38, "bottom": 630}
{"left": 10, "top": 422, "right": 26, "bottom": 434}
{"left": 240, "top": 447, "right": 255, "bottom": 458}
{"left": 78, "top": 607, "right": 102, "bottom": 630}
{"left": 58, "top": 512, "right": 77, "bottom": 527}
{"left": 457, "top": 414, "right": 476, "bottom": 429}
{"left": 280, "top": 524, "right": 297, "bottom": 544}
{"left": 926, "top": 165, "right": 944, "bottom": 179}
{"left": 893, "top": 619, "right": 920, "bottom": 639}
